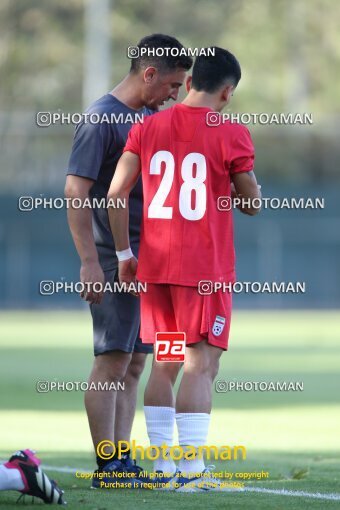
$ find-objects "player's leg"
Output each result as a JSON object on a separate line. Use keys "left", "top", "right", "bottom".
{"left": 0, "top": 450, "right": 65, "bottom": 504}
{"left": 173, "top": 286, "right": 232, "bottom": 490}
{"left": 174, "top": 284, "right": 231, "bottom": 416}
{"left": 84, "top": 349, "right": 132, "bottom": 455}
{"left": 142, "top": 284, "right": 182, "bottom": 408}
{"left": 144, "top": 360, "right": 182, "bottom": 481}
{"left": 114, "top": 350, "right": 148, "bottom": 443}
{"left": 87, "top": 268, "right": 147, "bottom": 486}
{"left": 141, "top": 284, "right": 182, "bottom": 480}
{"left": 144, "top": 357, "right": 181, "bottom": 408}
{"left": 176, "top": 340, "right": 221, "bottom": 414}
{"left": 0, "top": 462, "right": 24, "bottom": 491}
{"left": 176, "top": 340, "right": 222, "bottom": 475}
{"left": 175, "top": 344, "right": 224, "bottom": 491}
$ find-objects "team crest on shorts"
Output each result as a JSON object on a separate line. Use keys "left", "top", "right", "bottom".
{"left": 212, "top": 315, "right": 226, "bottom": 336}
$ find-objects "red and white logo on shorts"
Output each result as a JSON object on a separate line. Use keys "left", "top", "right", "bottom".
{"left": 212, "top": 315, "right": 226, "bottom": 336}
{"left": 155, "top": 332, "right": 186, "bottom": 362}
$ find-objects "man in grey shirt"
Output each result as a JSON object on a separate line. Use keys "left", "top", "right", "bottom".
{"left": 65, "top": 34, "right": 192, "bottom": 485}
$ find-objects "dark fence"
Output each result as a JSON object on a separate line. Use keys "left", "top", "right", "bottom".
{"left": 0, "top": 187, "right": 338, "bottom": 309}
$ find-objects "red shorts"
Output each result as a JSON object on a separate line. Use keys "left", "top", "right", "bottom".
{"left": 140, "top": 284, "right": 232, "bottom": 350}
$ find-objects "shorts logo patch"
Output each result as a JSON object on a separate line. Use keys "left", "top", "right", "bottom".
{"left": 155, "top": 332, "right": 186, "bottom": 362}
{"left": 212, "top": 315, "right": 226, "bottom": 336}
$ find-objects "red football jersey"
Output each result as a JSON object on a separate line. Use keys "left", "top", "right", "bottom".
{"left": 123, "top": 104, "right": 254, "bottom": 286}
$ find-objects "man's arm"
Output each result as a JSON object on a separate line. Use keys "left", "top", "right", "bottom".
{"left": 231, "top": 171, "right": 262, "bottom": 216}
{"left": 107, "top": 151, "right": 141, "bottom": 285}
{"left": 64, "top": 175, "right": 104, "bottom": 304}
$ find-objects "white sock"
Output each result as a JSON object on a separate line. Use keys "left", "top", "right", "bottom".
{"left": 144, "top": 406, "right": 176, "bottom": 474}
{"left": 176, "top": 412, "right": 210, "bottom": 475}
{"left": 0, "top": 464, "right": 25, "bottom": 491}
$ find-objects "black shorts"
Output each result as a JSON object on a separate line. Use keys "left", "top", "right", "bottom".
{"left": 90, "top": 268, "right": 152, "bottom": 356}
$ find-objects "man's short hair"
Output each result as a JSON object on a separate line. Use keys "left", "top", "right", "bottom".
{"left": 130, "top": 34, "right": 193, "bottom": 74}
{"left": 191, "top": 47, "right": 241, "bottom": 93}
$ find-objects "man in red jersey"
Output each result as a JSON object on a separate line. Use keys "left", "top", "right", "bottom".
{"left": 108, "top": 47, "right": 261, "bottom": 491}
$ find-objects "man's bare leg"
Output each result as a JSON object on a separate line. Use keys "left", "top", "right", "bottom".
{"left": 176, "top": 341, "right": 222, "bottom": 413}
{"left": 84, "top": 350, "right": 131, "bottom": 460}
{"left": 143, "top": 358, "right": 182, "bottom": 474}
{"left": 114, "top": 352, "right": 148, "bottom": 443}
{"left": 144, "top": 357, "right": 182, "bottom": 408}
{"left": 176, "top": 340, "right": 223, "bottom": 475}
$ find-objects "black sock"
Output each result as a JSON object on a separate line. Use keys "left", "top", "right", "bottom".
{"left": 96, "top": 452, "right": 118, "bottom": 470}
{"left": 96, "top": 455, "right": 108, "bottom": 470}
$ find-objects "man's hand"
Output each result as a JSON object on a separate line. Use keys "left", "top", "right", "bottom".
{"left": 118, "top": 257, "right": 139, "bottom": 297}
{"left": 232, "top": 171, "right": 262, "bottom": 216}
{"left": 80, "top": 261, "right": 105, "bottom": 304}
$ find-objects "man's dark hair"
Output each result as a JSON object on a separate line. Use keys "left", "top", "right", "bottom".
{"left": 130, "top": 34, "right": 193, "bottom": 74}
{"left": 191, "top": 47, "right": 241, "bottom": 93}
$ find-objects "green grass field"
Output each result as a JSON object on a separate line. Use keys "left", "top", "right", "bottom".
{"left": 0, "top": 310, "right": 339, "bottom": 509}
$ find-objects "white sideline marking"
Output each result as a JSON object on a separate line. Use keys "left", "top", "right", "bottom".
{"left": 2, "top": 461, "right": 340, "bottom": 501}
{"left": 242, "top": 487, "right": 340, "bottom": 501}
{"left": 42, "top": 464, "right": 91, "bottom": 474}
{"left": 41, "top": 465, "right": 340, "bottom": 501}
